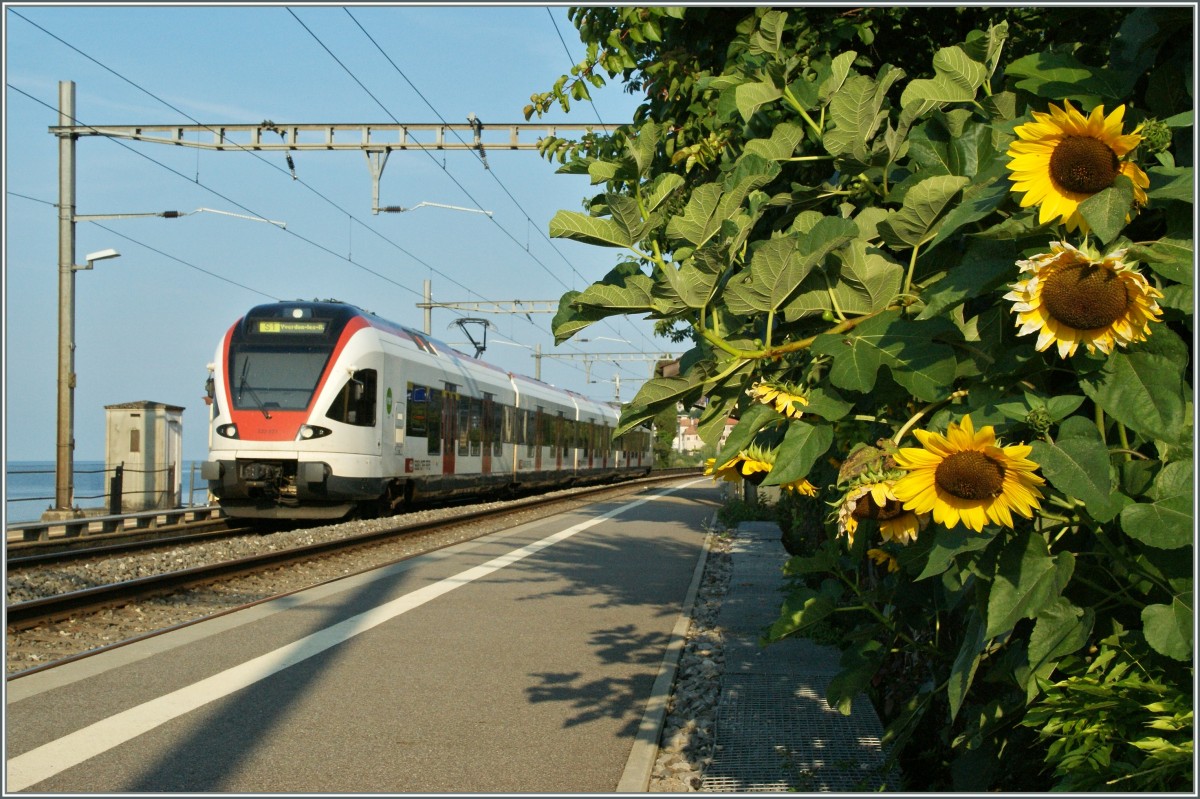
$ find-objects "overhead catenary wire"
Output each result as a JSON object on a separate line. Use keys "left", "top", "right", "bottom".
{"left": 6, "top": 8, "right": 497, "bottom": 305}
{"left": 332, "top": 6, "right": 660, "bottom": 372}
{"left": 7, "top": 8, "right": 648, "bottom": 388}
{"left": 8, "top": 191, "right": 280, "bottom": 300}
{"left": 342, "top": 6, "right": 660, "bottom": 357}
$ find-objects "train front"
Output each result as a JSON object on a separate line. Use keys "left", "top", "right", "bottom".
{"left": 201, "top": 301, "right": 388, "bottom": 520}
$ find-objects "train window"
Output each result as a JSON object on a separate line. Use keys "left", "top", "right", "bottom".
{"left": 458, "top": 395, "right": 470, "bottom": 457}
{"left": 326, "top": 369, "right": 377, "bottom": 427}
{"left": 469, "top": 398, "right": 482, "bottom": 457}
{"left": 406, "top": 383, "right": 428, "bottom": 437}
{"left": 492, "top": 403, "right": 504, "bottom": 456}
{"left": 525, "top": 409, "right": 537, "bottom": 457}
{"left": 504, "top": 406, "right": 517, "bottom": 446}
{"left": 230, "top": 347, "right": 329, "bottom": 412}
{"left": 555, "top": 412, "right": 565, "bottom": 458}
{"left": 427, "top": 389, "right": 442, "bottom": 455}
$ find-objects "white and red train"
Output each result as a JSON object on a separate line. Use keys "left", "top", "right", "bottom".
{"left": 201, "top": 301, "right": 653, "bottom": 520}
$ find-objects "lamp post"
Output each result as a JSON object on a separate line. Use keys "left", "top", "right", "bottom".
{"left": 53, "top": 81, "right": 122, "bottom": 515}
{"left": 52, "top": 80, "right": 79, "bottom": 515}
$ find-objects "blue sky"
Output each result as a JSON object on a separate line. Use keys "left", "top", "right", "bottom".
{"left": 4, "top": 4, "right": 668, "bottom": 464}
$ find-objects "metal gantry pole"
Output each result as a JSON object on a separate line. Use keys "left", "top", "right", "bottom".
{"left": 54, "top": 80, "right": 77, "bottom": 512}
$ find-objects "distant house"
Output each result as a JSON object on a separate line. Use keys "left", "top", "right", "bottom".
{"left": 672, "top": 414, "right": 735, "bottom": 453}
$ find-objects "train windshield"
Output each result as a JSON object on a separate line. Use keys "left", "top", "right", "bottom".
{"left": 230, "top": 346, "right": 331, "bottom": 413}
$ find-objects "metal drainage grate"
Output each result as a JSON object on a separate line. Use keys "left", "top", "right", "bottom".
{"left": 700, "top": 673, "right": 900, "bottom": 792}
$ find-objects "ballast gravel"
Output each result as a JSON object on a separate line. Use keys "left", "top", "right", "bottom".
{"left": 6, "top": 485, "right": 735, "bottom": 792}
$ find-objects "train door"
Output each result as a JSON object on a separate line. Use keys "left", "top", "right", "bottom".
{"left": 481, "top": 393, "right": 494, "bottom": 475}
{"left": 442, "top": 384, "right": 458, "bottom": 474}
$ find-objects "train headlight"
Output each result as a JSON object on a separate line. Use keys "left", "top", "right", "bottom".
{"left": 298, "top": 425, "right": 333, "bottom": 440}
{"left": 216, "top": 424, "right": 239, "bottom": 439}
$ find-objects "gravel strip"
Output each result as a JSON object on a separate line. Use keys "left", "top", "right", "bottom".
{"left": 648, "top": 529, "right": 732, "bottom": 792}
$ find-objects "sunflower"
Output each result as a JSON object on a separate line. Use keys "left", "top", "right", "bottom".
{"left": 704, "top": 456, "right": 743, "bottom": 484}
{"left": 747, "top": 380, "right": 808, "bottom": 420}
{"left": 1006, "top": 100, "right": 1149, "bottom": 233}
{"left": 835, "top": 479, "right": 924, "bottom": 548}
{"left": 708, "top": 444, "right": 820, "bottom": 495}
{"left": 892, "top": 414, "right": 1045, "bottom": 533}
{"left": 866, "top": 548, "right": 900, "bottom": 574}
{"left": 1004, "top": 240, "right": 1163, "bottom": 358}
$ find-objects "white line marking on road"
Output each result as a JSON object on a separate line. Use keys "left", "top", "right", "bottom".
{"left": 7, "top": 480, "right": 706, "bottom": 792}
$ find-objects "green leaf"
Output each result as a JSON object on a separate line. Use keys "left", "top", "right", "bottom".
{"left": 549, "top": 208, "right": 634, "bottom": 248}
{"left": 1147, "top": 166, "right": 1194, "bottom": 203}
{"left": 1029, "top": 416, "right": 1126, "bottom": 523}
{"left": 735, "top": 80, "right": 783, "bottom": 122}
{"left": 658, "top": 249, "right": 725, "bottom": 310}
{"left": 810, "top": 311, "right": 960, "bottom": 402}
{"left": 928, "top": 161, "right": 1011, "bottom": 250}
{"left": 763, "top": 421, "right": 834, "bottom": 486}
{"left": 800, "top": 386, "right": 853, "bottom": 421}
{"left": 948, "top": 610, "right": 987, "bottom": 722}
{"left": 725, "top": 216, "right": 858, "bottom": 314}
{"left": 1078, "top": 174, "right": 1134, "bottom": 244}
{"left": 1027, "top": 597, "right": 1094, "bottom": 676}
{"left": 828, "top": 639, "right": 886, "bottom": 716}
{"left": 1080, "top": 342, "right": 1189, "bottom": 446}
{"left": 587, "top": 160, "right": 621, "bottom": 185}
{"left": 1142, "top": 592, "right": 1193, "bottom": 661}
{"left": 642, "top": 173, "right": 685, "bottom": 213}
{"left": 696, "top": 388, "right": 737, "bottom": 448}
{"left": 917, "top": 237, "right": 1018, "bottom": 320}
{"left": 570, "top": 262, "right": 656, "bottom": 313}
{"left": 606, "top": 194, "right": 649, "bottom": 243}
{"left": 628, "top": 121, "right": 661, "bottom": 176}
{"left": 823, "top": 66, "right": 901, "bottom": 164}
{"left": 900, "top": 46, "right": 986, "bottom": 108}
{"left": 1129, "top": 237, "right": 1194, "bottom": 285}
{"left": 1120, "top": 460, "right": 1194, "bottom": 550}
{"left": 877, "top": 175, "right": 970, "bottom": 249}
{"left": 985, "top": 530, "right": 1074, "bottom": 640}
{"left": 666, "top": 183, "right": 724, "bottom": 247}
{"left": 901, "top": 525, "right": 997, "bottom": 581}
{"left": 748, "top": 9, "right": 786, "bottom": 55}
{"left": 781, "top": 240, "right": 903, "bottom": 321}
{"left": 551, "top": 290, "right": 616, "bottom": 343}
{"left": 617, "top": 372, "right": 706, "bottom": 437}
{"left": 715, "top": 402, "right": 782, "bottom": 463}
{"left": 1004, "top": 50, "right": 1127, "bottom": 102}
{"left": 743, "top": 122, "right": 804, "bottom": 161}
{"left": 763, "top": 585, "right": 836, "bottom": 642}
{"left": 818, "top": 50, "right": 858, "bottom": 105}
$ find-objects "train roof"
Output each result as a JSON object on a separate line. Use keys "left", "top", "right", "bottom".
{"left": 243, "top": 300, "right": 625, "bottom": 417}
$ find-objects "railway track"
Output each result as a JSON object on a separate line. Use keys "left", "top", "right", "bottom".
{"left": 7, "top": 471, "right": 700, "bottom": 637}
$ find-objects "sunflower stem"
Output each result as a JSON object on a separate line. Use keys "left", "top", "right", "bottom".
{"left": 902, "top": 241, "right": 923, "bottom": 298}
{"left": 1116, "top": 423, "right": 1133, "bottom": 461}
{"left": 892, "top": 390, "right": 970, "bottom": 445}
{"left": 1095, "top": 405, "right": 1107, "bottom": 444}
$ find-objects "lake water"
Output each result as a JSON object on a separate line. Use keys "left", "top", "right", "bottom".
{"left": 4, "top": 460, "right": 209, "bottom": 525}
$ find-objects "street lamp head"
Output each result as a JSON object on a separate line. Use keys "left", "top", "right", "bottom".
{"left": 85, "top": 248, "right": 120, "bottom": 263}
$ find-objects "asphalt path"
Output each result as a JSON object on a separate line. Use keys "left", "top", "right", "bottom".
{"left": 6, "top": 479, "right": 718, "bottom": 793}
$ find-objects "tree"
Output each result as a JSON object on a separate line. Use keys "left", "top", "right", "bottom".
{"left": 530, "top": 6, "right": 1194, "bottom": 791}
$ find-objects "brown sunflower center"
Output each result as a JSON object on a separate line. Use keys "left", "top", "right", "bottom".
{"left": 852, "top": 494, "right": 905, "bottom": 522}
{"left": 935, "top": 451, "right": 1005, "bottom": 501}
{"left": 1049, "top": 136, "right": 1120, "bottom": 195}
{"left": 1041, "top": 262, "right": 1129, "bottom": 330}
